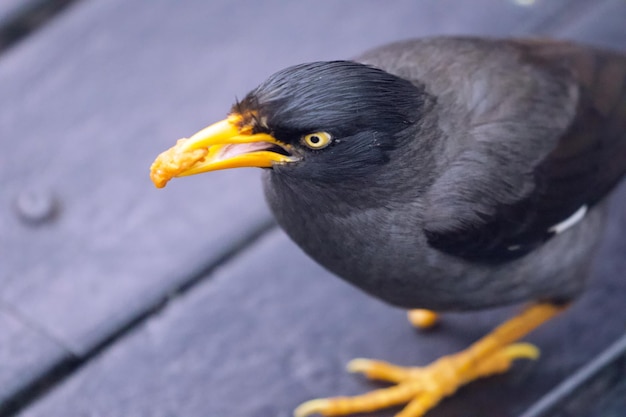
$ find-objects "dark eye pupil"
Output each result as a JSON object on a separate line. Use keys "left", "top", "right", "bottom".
{"left": 310, "top": 136, "right": 320, "bottom": 144}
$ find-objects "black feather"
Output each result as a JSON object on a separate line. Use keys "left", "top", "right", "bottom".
{"left": 234, "top": 61, "right": 427, "bottom": 184}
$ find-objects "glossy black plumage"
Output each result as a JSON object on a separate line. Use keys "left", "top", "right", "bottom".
{"left": 233, "top": 61, "right": 427, "bottom": 183}
{"left": 242, "top": 37, "right": 626, "bottom": 310}
{"left": 418, "top": 40, "right": 626, "bottom": 261}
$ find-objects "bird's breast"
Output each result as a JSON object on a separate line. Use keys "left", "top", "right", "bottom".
{"left": 263, "top": 173, "right": 477, "bottom": 309}
{"left": 263, "top": 173, "right": 604, "bottom": 311}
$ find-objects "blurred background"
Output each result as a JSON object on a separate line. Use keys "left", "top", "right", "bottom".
{"left": 1, "top": 1, "right": 625, "bottom": 416}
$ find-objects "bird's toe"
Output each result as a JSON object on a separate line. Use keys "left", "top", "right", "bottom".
{"left": 407, "top": 309, "right": 440, "bottom": 330}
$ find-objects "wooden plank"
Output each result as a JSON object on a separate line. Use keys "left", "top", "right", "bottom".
{"left": 0, "top": 306, "right": 70, "bottom": 409}
{"left": 521, "top": 334, "right": 626, "bottom": 417}
{"left": 589, "top": 380, "right": 626, "bottom": 417}
{"left": 16, "top": 201, "right": 626, "bottom": 417}
{"left": 555, "top": 0, "right": 626, "bottom": 50}
{"left": 0, "top": 0, "right": 24, "bottom": 23}
{"left": 0, "top": 0, "right": 279, "bottom": 358}
{"left": 1, "top": 0, "right": 621, "bottom": 413}
{"left": 0, "top": 0, "right": 79, "bottom": 53}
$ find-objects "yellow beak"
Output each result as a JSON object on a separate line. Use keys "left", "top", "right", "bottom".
{"left": 150, "top": 115, "right": 298, "bottom": 188}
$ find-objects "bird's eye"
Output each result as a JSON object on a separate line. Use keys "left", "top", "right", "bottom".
{"left": 302, "top": 132, "right": 332, "bottom": 150}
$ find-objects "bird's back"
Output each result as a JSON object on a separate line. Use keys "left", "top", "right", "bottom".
{"left": 358, "top": 37, "right": 626, "bottom": 262}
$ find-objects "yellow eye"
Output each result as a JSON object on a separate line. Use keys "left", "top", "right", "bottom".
{"left": 302, "top": 132, "right": 332, "bottom": 149}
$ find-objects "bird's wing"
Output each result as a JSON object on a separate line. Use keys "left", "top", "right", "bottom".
{"left": 423, "top": 40, "right": 626, "bottom": 262}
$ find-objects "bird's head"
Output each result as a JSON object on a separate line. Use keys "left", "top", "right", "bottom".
{"left": 150, "top": 61, "right": 428, "bottom": 189}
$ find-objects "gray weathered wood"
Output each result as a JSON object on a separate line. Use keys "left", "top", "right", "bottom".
{"left": 587, "top": 380, "right": 626, "bottom": 417}
{"left": 0, "top": 0, "right": 280, "bottom": 358}
{"left": 0, "top": 1, "right": 79, "bottom": 52}
{"left": 16, "top": 189, "right": 626, "bottom": 416}
{"left": 2, "top": 0, "right": 624, "bottom": 414}
{"left": 555, "top": 0, "right": 626, "bottom": 51}
{"left": 521, "top": 334, "right": 626, "bottom": 417}
{"left": 0, "top": 0, "right": 29, "bottom": 25}
{"left": 0, "top": 306, "right": 70, "bottom": 408}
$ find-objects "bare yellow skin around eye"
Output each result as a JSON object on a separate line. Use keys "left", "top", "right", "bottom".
{"left": 303, "top": 132, "right": 332, "bottom": 149}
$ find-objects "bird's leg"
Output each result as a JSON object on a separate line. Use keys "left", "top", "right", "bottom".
{"left": 295, "top": 303, "right": 565, "bottom": 417}
{"left": 407, "top": 309, "right": 439, "bottom": 329}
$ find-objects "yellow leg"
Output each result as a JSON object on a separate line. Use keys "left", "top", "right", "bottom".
{"left": 295, "top": 303, "right": 565, "bottom": 417}
{"left": 407, "top": 309, "right": 439, "bottom": 329}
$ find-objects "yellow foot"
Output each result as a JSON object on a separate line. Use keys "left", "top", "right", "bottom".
{"left": 407, "top": 309, "right": 439, "bottom": 330}
{"left": 295, "top": 343, "right": 538, "bottom": 417}
{"left": 295, "top": 303, "right": 564, "bottom": 417}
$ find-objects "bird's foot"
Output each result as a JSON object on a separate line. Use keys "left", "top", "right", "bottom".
{"left": 295, "top": 303, "right": 564, "bottom": 417}
{"left": 295, "top": 342, "right": 538, "bottom": 417}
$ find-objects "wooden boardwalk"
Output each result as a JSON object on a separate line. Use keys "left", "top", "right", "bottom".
{"left": 1, "top": 1, "right": 625, "bottom": 416}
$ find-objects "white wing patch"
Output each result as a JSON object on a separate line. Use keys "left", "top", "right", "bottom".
{"left": 548, "top": 205, "right": 588, "bottom": 235}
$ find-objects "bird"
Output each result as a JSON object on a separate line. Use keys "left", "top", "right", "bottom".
{"left": 150, "top": 37, "right": 626, "bottom": 417}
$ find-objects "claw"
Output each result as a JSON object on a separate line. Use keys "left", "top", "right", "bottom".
{"left": 295, "top": 382, "right": 422, "bottom": 417}
{"left": 346, "top": 358, "right": 372, "bottom": 373}
{"left": 502, "top": 342, "right": 540, "bottom": 360}
{"left": 347, "top": 358, "right": 412, "bottom": 382}
{"left": 294, "top": 398, "right": 332, "bottom": 417}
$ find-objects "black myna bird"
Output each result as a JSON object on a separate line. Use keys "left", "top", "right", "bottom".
{"left": 150, "top": 37, "right": 626, "bottom": 417}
